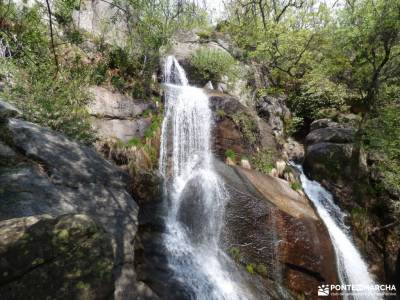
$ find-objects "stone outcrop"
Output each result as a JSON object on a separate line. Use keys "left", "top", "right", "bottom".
{"left": 256, "top": 95, "right": 291, "bottom": 138}
{"left": 88, "top": 86, "right": 156, "bottom": 142}
{"left": 0, "top": 101, "right": 142, "bottom": 299}
{"left": 206, "top": 89, "right": 278, "bottom": 160}
{"left": 215, "top": 160, "right": 340, "bottom": 299}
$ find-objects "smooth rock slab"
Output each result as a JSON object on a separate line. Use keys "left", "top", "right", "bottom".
{"left": 88, "top": 86, "right": 154, "bottom": 118}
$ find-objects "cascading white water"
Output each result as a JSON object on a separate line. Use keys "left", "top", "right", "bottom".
{"left": 159, "top": 56, "right": 249, "bottom": 299}
{"left": 294, "top": 164, "right": 381, "bottom": 300}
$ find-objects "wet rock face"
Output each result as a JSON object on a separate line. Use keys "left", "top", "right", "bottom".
{"left": 215, "top": 161, "right": 340, "bottom": 299}
{"left": 0, "top": 214, "right": 114, "bottom": 299}
{"left": 0, "top": 101, "right": 140, "bottom": 299}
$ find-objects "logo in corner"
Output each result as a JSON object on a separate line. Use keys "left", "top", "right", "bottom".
{"left": 318, "top": 285, "right": 330, "bottom": 296}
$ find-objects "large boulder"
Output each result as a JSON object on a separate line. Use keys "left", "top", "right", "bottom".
{"left": 305, "top": 127, "right": 355, "bottom": 145}
{"left": 303, "top": 120, "right": 356, "bottom": 182}
{"left": 304, "top": 142, "right": 354, "bottom": 181}
{"left": 0, "top": 214, "right": 114, "bottom": 299}
{"left": 215, "top": 160, "right": 340, "bottom": 299}
{"left": 0, "top": 101, "right": 141, "bottom": 299}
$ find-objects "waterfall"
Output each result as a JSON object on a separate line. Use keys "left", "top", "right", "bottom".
{"left": 294, "top": 164, "right": 381, "bottom": 300}
{"left": 159, "top": 56, "right": 249, "bottom": 299}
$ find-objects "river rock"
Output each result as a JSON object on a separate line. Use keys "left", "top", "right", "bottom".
{"left": 0, "top": 102, "right": 141, "bottom": 299}
{"left": 309, "top": 118, "right": 341, "bottom": 131}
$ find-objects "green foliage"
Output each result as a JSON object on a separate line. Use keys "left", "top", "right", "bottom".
{"left": 2, "top": 61, "right": 94, "bottom": 143}
{"left": 229, "top": 247, "right": 241, "bottom": 261}
{"left": 363, "top": 104, "right": 400, "bottom": 193}
{"left": 126, "top": 137, "right": 141, "bottom": 147}
{"left": 225, "top": 149, "right": 237, "bottom": 161}
{"left": 255, "top": 263, "right": 268, "bottom": 277}
{"left": 290, "top": 181, "right": 302, "bottom": 191}
{"left": 190, "top": 48, "right": 236, "bottom": 83}
{"left": 53, "top": 0, "right": 80, "bottom": 25}
{"left": 246, "top": 263, "right": 255, "bottom": 274}
{"left": 251, "top": 150, "right": 275, "bottom": 174}
{"left": 284, "top": 116, "right": 303, "bottom": 137}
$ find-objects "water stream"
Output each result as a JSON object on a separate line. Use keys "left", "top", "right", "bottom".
{"left": 159, "top": 56, "right": 249, "bottom": 300}
{"left": 294, "top": 164, "right": 380, "bottom": 300}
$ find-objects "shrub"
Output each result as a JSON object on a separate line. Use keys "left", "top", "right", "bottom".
{"left": 284, "top": 116, "right": 303, "bottom": 137}
{"left": 225, "top": 149, "right": 237, "bottom": 161}
{"left": 2, "top": 61, "right": 95, "bottom": 143}
{"left": 255, "top": 264, "right": 268, "bottom": 277}
{"left": 189, "top": 48, "right": 236, "bottom": 83}
{"left": 287, "top": 72, "right": 348, "bottom": 121}
{"left": 290, "top": 181, "right": 302, "bottom": 191}
{"left": 246, "top": 263, "right": 255, "bottom": 274}
{"left": 251, "top": 150, "right": 275, "bottom": 174}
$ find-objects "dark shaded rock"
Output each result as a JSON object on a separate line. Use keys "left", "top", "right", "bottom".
{"left": 309, "top": 118, "right": 340, "bottom": 131}
{"left": 0, "top": 141, "right": 16, "bottom": 160}
{"left": 304, "top": 142, "right": 353, "bottom": 181}
{"left": 305, "top": 127, "right": 355, "bottom": 145}
{"left": 0, "top": 100, "right": 21, "bottom": 121}
{"left": 0, "top": 214, "right": 114, "bottom": 300}
{"left": 6, "top": 118, "right": 129, "bottom": 188}
{"left": 0, "top": 116, "right": 140, "bottom": 299}
{"left": 215, "top": 160, "right": 340, "bottom": 299}
{"left": 130, "top": 170, "right": 163, "bottom": 206}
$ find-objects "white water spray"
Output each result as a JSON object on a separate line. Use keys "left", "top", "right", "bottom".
{"left": 294, "top": 164, "right": 381, "bottom": 300}
{"left": 159, "top": 56, "right": 249, "bottom": 299}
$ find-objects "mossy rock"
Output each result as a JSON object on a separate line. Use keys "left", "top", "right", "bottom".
{"left": 0, "top": 214, "right": 114, "bottom": 299}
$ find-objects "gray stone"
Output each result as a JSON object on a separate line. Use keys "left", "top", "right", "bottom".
{"left": 310, "top": 118, "right": 341, "bottom": 131}
{"left": 305, "top": 127, "right": 355, "bottom": 145}
{"left": 91, "top": 117, "right": 152, "bottom": 142}
{"left": 256, "top": 95, "right": 290, "bottom": 137}
{"left": 0, "top": 100, "right": 21, "bottom": 120}
{"left": 0, "top": 141, "right": 16, "bottom": 159}
{"left": 88, "top": 86, "right": 154, "bottom": 118}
